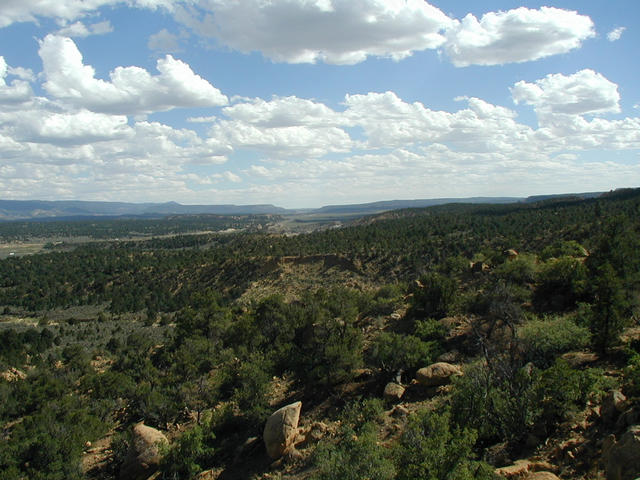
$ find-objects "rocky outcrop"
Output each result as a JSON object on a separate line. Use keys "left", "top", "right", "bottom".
{"left": 604, "top": 425, "right": 640, "bottom": 480}
{"left": 119, "top": 423, "right": 168, "bottom": 480}
{"left": 263, "top": 401, "right": 302, "bottom": 459}
{"left": 415, "top": 362, "right": 462, "bottom": 387}
{"left": 383, "top": 382, "right": 405, "bottom": 401}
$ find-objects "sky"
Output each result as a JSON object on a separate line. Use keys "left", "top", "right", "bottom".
{"left": 0, "top": 1, "right": 639, "bottom": 208}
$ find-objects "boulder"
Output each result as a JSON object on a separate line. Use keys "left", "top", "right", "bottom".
{"left": 119, "top": 423, "right": 168, "bottom": 480}
{"left": 602, "top": 390, "right": 627, "bottom": 424}
{"left": 383, "top": 382, "right": 405, "bottom": 401}
{"left": 263, "top": 401, "right": 302, "bottom": 459}
{"left": 604, "top": 425, "right": 640, "bottom": 480}
{"left": 415, "top": 362, "right": 462, "bottom": 387}
{"left": 504, "top": 249, "right": 519, "bottom": 259}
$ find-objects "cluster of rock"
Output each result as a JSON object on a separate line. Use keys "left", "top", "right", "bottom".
{"left": 600, "top": 390, "right": 640, "bottom": 480}
{"left": 117, "top": 370, "right": 640, "bottom": 480}
{"left": 382, "top": 361, "right": 463, "bottom": 403}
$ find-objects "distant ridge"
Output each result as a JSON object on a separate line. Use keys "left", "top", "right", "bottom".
{"left": 314, "top": 197, "right": 522, "bottom": 214}
{"left": 0, "top": 191, "right": 620, "bottom": 220}
{"left": 0, "top": 200, "right": 287, "bottom": 221}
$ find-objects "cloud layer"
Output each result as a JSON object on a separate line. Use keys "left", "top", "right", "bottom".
{"left": 0, "top": 1, "right": 638, "bottom": 205}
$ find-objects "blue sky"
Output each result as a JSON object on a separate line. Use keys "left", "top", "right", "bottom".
{"left": 0, "top": 1, "right": 638, "bottom": 207}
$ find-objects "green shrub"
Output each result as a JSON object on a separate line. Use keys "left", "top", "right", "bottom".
{"left": 541, "top": 241, "right": 588, "bottom": 261}
{"left": 534, "top": 256, "right": 587, "bottom": 312}
{"left": 494, "top": 254, "right": 538, "bottom": 284}
{"left": 451, "top": 358, "right": 600, "bottom": 446}
{"left": 311, "top": 422, "right": 395, "bottom": 480}
{"left": 534, "top": 359, "right": 598, "bottom": 432}
{"left": 409, "top": 273, "right": 456, "bottom": 320}
{"left": 340, "top": 398, "right": 386, "bottom": 431}
{"left": 518, "top": 315, "right": 590, "bottom": 367}
{"left": 623, "top": 353, "right": 640, "bottom": 398}
{"left": 414, "top": 318, "right": 447, "bottom": 343}
{"left": 161, "top": 424, "right": 216, "bottom": 479}
{"left": 395, "top": 408, "right": 493, "bottom": 480}
{"left": 367, "top": 332, "right": 437, "bottom": 376}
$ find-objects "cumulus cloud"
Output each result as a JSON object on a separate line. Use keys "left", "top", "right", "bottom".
{"left": 444, "top": 7, "right": 595, "bottom": 66}
{"left": 57, "top": 20, "right": 113, "bottom": 37}
{"left": 14, "top": 110, "right": 131, "bottom": 145}
{"left": 222, "top": 96, "right": 345, "bottom": 127}
{"left": 0, "top": 57, "right": 33, "bottom": 105}
{"left": 174, "top": 0, "right": 453, "bottom": 64}
{"left": 512, "top": 69, "right": 621, "bottom": 117}
{"left": 343, "top": 91, "right": 534, "bottom": 153}
{"left": 39, "top": 35, "right": 228, "bottom": 115}
{"left": 607, "top": 27, "right": 626, "bottom": 42}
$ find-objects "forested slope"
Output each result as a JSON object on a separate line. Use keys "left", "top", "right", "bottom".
{"left": 0, "top": 189, "right": 639, "bottom": 480}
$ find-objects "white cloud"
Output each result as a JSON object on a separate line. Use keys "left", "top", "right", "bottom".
{"left": 14, "top": 110, "right": 132, "bottom": 145}
{"left": 512, "top": 69, "right": 621, "bottom": 116}
{"left": 343, "top": 91, "right": 534, "bottom": 153}
{"left": 0, "top": 0, "right": 178, "bottom": 28}
{"left": 174, "top": 0, "right": 453, "bottom": 64}
{"left": 57, "top": 20, "right": 113, "bottom": 37}
{"left": 607, "top": 27, "right": 626, "bottom": 42}
{"left": 209, "top": 120, "right": 353, "bottom": 158}
{"left": 148, "top": 29, "right": 182, "bottom": 53}
{"left": 0, "top": 57, "right": 33, "bottom": 105}
{"left": 222, "top": 96, "right": 345, "bottom": 127}
{"left": 39, "top": 35, "right": 228, "bottom": 115}
{"left": 444, "top": 7, "right": 595, "bottom": 66}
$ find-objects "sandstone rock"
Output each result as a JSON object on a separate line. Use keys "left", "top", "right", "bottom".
{"left": 119, "top": 423, "right": 168, "bottom": 480}
{"left": 495, "top": 460, "right": 532, "bottom": 478}
{"left": 415, "top": 362, "right": 462, "bottom": 387}
{"left": 0, "top": 367, "right": 26, "bottom": 382}
{"left": 495, "top": 460, "right": 557, "bottom": 479}
{"left": 604, "top": 425, "right": 640, "bottom": 480}
{"left": 263, "top": 401, "right": 302, "bottom": 459}
{"left": 471, "top": 262, "right": 490, "bottom": 273}
{"left": 194, "top": 469, "right": 221, "bottom": 479}
{"left": 383, "top": 382, "right": 405, "bottom": 401}
{"left": 390, "top": 405, "right": 409, "bottom": 418}
{"left": 299, "top": 421, "right": 328, "bottom": 447}
{"left": 436, "top": 350, "right": 460, "bottom": 363}
{"left": 616, "top": 407, "right": 640, "bottom": 431}
{"left": 602, "top": 390, "right": 627, "bottom": 424}
{"left": 525, "top": 473, "right": 560, "bottom": 480}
